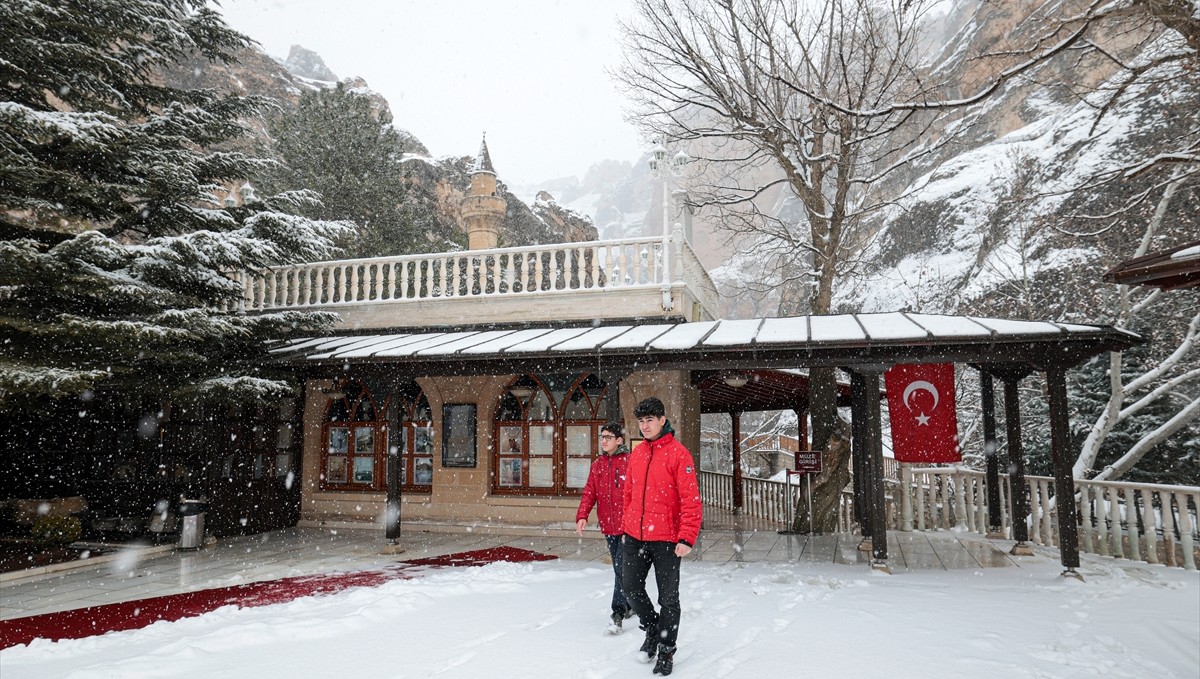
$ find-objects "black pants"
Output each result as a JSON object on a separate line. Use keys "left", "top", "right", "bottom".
{"left": 621, "top": 536, "right": 682, "bottom": 648}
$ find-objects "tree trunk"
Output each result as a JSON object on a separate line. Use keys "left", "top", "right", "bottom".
{"left": 791, "top": 417, "right": 852, "bottom": 533}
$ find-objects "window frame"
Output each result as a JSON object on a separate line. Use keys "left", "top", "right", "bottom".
{"left": 388, "top": 387, "right": 434, "bottom": 494}
{"left": 491, "top": 374, "right": 607, "bottom": 496}
{"left": 320, "top": 381, "right": 386, "bottom": 492}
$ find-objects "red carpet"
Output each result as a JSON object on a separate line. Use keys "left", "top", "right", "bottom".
{"left": 0, "top": 545, "right": 554, "bottom": 649}
{"left": 401, "top": 545, "right": 558, "bottom": 568}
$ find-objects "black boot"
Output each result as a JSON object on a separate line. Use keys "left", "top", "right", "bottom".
{"left": 638, "top": 624, "right": 659, "bottom": 662}
{"left": 652, "top": 644, "right": 675, "bottom": 675}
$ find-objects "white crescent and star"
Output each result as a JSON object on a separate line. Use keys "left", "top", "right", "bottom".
{"left": 902, "top": 380, "right": 940, "bottom": 427}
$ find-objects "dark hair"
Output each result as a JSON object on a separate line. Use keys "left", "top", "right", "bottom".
{"left": 633, "top": 397, "right": 665, "bottom": 418}
{"left": 600, "top": 422, "right": 624, "bottom": 439}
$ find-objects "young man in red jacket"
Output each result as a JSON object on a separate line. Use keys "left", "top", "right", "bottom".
{"left": 575, "top": 422, "right": 633, "bottom": 633}
{"left": 621, "top": 397, "right": 702, "bottom": 676}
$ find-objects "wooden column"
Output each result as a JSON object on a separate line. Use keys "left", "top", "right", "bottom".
{"left": 980, "top": 371, "right": 1003, "bottom": 534}
{"left": 1046, "top": 366, "right": 1081, "bottom": 573}
{"left": 850, "top": 372, "right": 869, "bottom": 532}
{"left": 731, "top": 410, "right": 743, "bottom": 511}
{"left": 848, "top": 367, "right": 889, "bottom": 569}
{"left": 602, "top": 370, "right": 628, "bottom": 426}
{"left": 385, "top": 437, "right": 402, "bottom": 542}
{"left": 795, "top": 406, "right": 809, "bottom": 450}
{"left": 1002, "top": 374, "right": 1031, "bottom": 548}
{"left": 860, "top": 369, "right": 889, "bottom": 568}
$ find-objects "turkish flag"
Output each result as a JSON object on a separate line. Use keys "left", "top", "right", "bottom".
{"left": 884, "top": 363, "right": 961, "bottom": 464}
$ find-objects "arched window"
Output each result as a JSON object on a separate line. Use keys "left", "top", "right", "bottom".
{"left": 493, "top": 373, "right": 608, "bottom": 495}
{"left": 561, "top": 374, "right": 608, "bottom": 490}
{"left": 387, "top": 381, "right": 433, "bottom": 493}
{"left": 321, "top": 379, "right": 385, "bottom": 490}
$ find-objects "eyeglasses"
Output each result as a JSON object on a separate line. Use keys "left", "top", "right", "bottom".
{"left": 599, "top": 435, "right": 617, "bottom": 441}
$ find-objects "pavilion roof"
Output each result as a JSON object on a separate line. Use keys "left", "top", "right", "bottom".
{"left": 1104, "top": 240, "right": 1200, "bottom": 291}
{"left": 272, "top": 312, "right": 1141, "bottom": 377}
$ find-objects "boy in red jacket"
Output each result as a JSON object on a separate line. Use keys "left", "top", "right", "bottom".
{"left": 575, "top": 422, "right": 633, "bottom": 633}
{"left": 621, "top": 397, "right": 702, "bottom": 676}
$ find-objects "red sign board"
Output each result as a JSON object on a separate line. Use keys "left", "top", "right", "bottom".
{"left": 794, "top": 450, "right": 822, "bottom": 474}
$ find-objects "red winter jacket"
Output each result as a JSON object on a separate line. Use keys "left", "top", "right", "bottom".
{"left": 622, "top": 431, "right": 703, "bottom": 546}
{"left": 575, "top": 449, "right": 629, "bottom": 536}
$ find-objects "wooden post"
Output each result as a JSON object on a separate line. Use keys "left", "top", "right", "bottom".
{"left": 980, "top": 371, "right": 1003, "bottom": 535}
{"left": 384, "top": 432, "right": 403, "bottom": 550}
{"left": 602, "top": 370, "right": 628, "bottom": 426}
{"left": 1002, "top": 374, "right": 1033, "bottom": 554}
{"left": 1046, "top": 366, "right": 1081, "bottom": 575}
{"left": 795, "top": 406, "right": 809, "bottom": 450}
{"left": 861, "top": 369, "right": 890, "bottom": 569}
{"left": 850, "top": 372, "right": 869, "bottom": 534}
{"left": 731, "top": 410, "right": 743, "bottom": 512}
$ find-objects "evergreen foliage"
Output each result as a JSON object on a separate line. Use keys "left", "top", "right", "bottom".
{"left": 0, "top": 0, "right": 350, "bottom": 409}
{"left": 1013, "top": 350, "right": 1199, "bottom": 487}
{"left": 258, "top": 82, "right": 422, "bottom": 258}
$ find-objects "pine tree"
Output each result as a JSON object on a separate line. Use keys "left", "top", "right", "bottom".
{"left": 0, "top": 0, "right": 350, "bottom": 409}
{"left": 258, "top": 83, "right": 421, "bottom": 258}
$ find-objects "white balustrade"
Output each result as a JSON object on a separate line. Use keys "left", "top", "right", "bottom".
{"left": 699, "top": 466, "right": 1199, "bottom": 570}
{"left": 698, "top": 471, "right": 804, "bottom": 525}
{"left": 895, "top": 466, "right": 1199, "bottom": 570}
{"left": 225, "top": 236, "right": 711, "bottom": 314}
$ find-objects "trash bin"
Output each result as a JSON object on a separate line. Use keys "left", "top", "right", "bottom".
{"left": 176, "top": 498, "right": 208, "bottom": 550}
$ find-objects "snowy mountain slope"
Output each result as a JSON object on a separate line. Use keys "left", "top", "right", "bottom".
{"left": 844, "top": 38, "right": 1200, "bottom": 319}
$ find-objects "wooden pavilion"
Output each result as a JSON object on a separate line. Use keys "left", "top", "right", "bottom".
{"left": 276, "top": 313, "right": 1141, "bottom": 576}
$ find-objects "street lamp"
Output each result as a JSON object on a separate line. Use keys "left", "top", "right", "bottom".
{"left": 648, "top": 139, "right": 689, "bottom": 312}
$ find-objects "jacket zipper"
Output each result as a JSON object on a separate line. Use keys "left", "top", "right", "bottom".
{"left": 639, "top": 441, "right": 655, "bottom": 541}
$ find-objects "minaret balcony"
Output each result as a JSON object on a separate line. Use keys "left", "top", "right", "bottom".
{"left": 226, "top": 229, "right": 718, "bottom": 329}
{"left": 461, "top": 194, "right": 506, "bottom": 220}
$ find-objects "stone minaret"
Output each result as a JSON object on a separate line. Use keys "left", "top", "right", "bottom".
{"left": 461, "top": 134, "right": 507, "bottom": 250}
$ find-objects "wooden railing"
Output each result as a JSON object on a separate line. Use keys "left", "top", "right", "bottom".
{"left": 699, "top": 467, "right": 1200, "bottom": 570}
{"left": 227, "top": 232, "right": 719, "bottom": 317}
{"left": 699, "top": 471, "right": 800, "bottom": 524}
{"left": 699, "top": 470, "right": 894, "bottom": 531}
{"left": 897, "top": 466, "right": 1199, "bottom": 570}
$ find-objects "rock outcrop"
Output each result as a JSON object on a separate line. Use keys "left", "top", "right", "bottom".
{"left": 281, "top": 45, "right": 338, "bottom": 82}
{"left": 160, "top": 41, "right": 593, "bottom": 254}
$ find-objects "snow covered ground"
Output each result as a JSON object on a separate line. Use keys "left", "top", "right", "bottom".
{"left": 2, "top": 554, "right": 1196, "bottom": 678}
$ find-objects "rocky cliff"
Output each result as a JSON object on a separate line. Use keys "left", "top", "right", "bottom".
{"left": 163, "top": 42, "right": 593, "bottom": 253}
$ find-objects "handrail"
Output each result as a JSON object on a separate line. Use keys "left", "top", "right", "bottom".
{"left": 698, "top": 467, "right": 1200, "bottom": 570}
{"left": 901, "top": 466, "right": 1199, "bottom": 570}
{"left": 226, "top": 235, "right": 717, "bottom": 317}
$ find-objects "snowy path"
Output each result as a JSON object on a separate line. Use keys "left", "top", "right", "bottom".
{"left": 2, "top": 556, "right": 1196, "bottom": 678}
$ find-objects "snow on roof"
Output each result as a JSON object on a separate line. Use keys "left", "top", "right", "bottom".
{"left": 472, "top": 134, "right": 496, "bottom": 175}
{"left": 1171, "top": 245, "right": 1200, "bottom": 260}
{"left": 275, "top": 312, "right": 1140, "bottom": 364}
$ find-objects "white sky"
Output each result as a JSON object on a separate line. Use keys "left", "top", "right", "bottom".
{"left": 218, "top": 0, "right": 645, "bottom": 187}
{"left": 4, "top": 556, "right": 1197, "bottom": 677}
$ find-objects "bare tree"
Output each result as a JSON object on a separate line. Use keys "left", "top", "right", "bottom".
{"left": 956, "top": 1, "right": 1200, "bottom": 480}
{"left": 621, "top": 0, "right": 1198, "bottom": 514}
{"left": 1075, "top": 172, "right": 1200, "bottom": 479}
{"left": 619, "top": 0, "right": 958, "bottom": 458}
{"left": 618, "top": 0, "right": 973, "bottom": 532}
{"left": 619, "top": 0, "right": 956, "bottom": 316}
